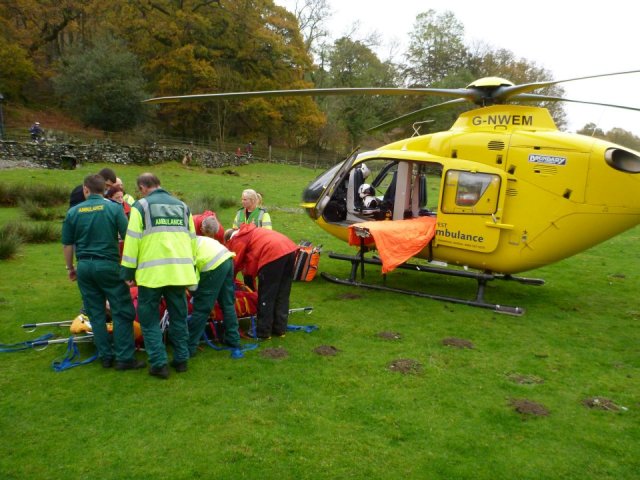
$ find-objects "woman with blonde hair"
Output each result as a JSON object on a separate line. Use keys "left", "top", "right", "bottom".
{"left": 232, "top": 189, "right": 272, "bottom": 290}
{"left": 232, "top": 189, "right": 272, "bottom": 230}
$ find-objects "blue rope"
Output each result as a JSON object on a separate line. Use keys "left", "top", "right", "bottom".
{"left": 287, "top": 324, "right": 320, "bottom": 333}
{"left": 0, "top": 333, "right": 55, "bottom": 353}
{"left": 201, "top": 326, "right": 259, "bottom": 359}
{"left": 52, "top": 336, "right": 97, "bottom": 372}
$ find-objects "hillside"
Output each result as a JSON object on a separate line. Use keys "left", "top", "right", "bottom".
{"left": 3, "top": 103, "right": 104, "bottom": 140}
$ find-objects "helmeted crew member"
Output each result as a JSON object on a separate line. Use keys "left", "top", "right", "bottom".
{"left": 225, "top": 224, "right": 297, "bottom": 339}
{"left": 232, "top": 188, "right": 272, "bottom": 230}
{"left": 193, "top": 210, "right": 225, "bottom": 243}
{"left": 121, "top": 173, "right": 197, "bottom": 379}
{"left": 62, "top": 174, "right": 143, "bottom": 370}
{"left": 188, "top": 216, "right": 241, "bottom": 355}
{"left": 358, "top": 183, "right": 379, "bottom": 209}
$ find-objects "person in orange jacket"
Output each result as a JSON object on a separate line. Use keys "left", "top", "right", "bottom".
{"left": 225, "top": 224, "right": 297, "bottom": 339}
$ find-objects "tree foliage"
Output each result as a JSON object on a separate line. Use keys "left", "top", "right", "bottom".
{"left": 2, "top": 0, "right": 637, "bottom": 147}
{"left": 578, "top": 123, "right": 640, "bottom": 150}
{"left": 320, "top": 36, "right": 400, "bottom": 149}
{"left": 403, "top": 10, "right": 468, "bottom": 86}
{"left": 0, "top": 37, "right": 37, "bottom": 100}
{"left": 53, "top": 37, "right": 147, "bottom": 131}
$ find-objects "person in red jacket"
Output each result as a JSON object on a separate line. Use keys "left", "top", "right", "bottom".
{"left": 225, "top": 224, "right": 298, "bottom": 339}
{"left": 193, "top": 210, "right": 225, "bottom": 243}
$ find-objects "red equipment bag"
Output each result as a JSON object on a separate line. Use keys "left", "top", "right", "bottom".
{"left": 293, "top": 241, "right": 321, "bottom": 281}
{"left": 205, "top": 281, "right": 258, "bottom": 343}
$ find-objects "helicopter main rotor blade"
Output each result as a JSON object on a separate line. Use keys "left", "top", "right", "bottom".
{"left": 497, "top": 69, "right": 640, "bottom": 101}
{"left": 512, "top": 93, "right": 640, "bottom": 112}
{"left": 366, "top": 99, "right": 469, "bottom": 133}
{"left": 143, "top": 87, "right": 481, "bottom": 104}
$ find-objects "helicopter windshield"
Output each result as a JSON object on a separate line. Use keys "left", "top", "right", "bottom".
{"left": 302, "top": 161, "right": 345, "bottom": 203}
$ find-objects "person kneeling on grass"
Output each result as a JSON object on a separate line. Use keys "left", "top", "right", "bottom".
{"left": 224, "top": 223, "right": 298, "bottom": 340}
{"left": 188, "top": 216, "right": 242, "bottom": 355}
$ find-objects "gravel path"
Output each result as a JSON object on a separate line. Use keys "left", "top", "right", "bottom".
{"left": 0, "top": 159, "right": 44, "bottom": 169}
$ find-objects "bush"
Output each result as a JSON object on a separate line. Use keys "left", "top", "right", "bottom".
{"left": 0, "top": 182, "right": 68, "bottom": 207}
{"left": 0, "top": 230, "right": 22, "bottom": 259}
{"left": 18, "top": 199, "right": 63, "bottom": 221}
{"left": 2, "top": 221, "right": 61, "bottom": 244}
{"left": 188, "top": 193, "right": 235, "bottom": 213}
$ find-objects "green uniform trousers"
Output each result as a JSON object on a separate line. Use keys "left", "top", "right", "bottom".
{"left": 137, "top": 285, "right": 189, "bottom": 368}
{"left": 76, "top": 258, "right": 136, "bottom": 362}
{"left": 188, "top": 258, "right": 241, "bottom": 354}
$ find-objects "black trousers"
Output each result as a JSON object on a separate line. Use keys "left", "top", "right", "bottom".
{"left": 256, "top": 252, "right": 296, "bottom": 337}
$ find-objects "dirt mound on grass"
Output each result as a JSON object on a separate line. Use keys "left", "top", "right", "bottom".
{"left": 442, "top": 337, "right": 474, "bottom": 349}
{"left": 313, "top": 345, "right": 340, "bottom": 356}
{"left": 507, "top": 372, "right": 545, "bottom": 385}
{"left": 260, "top": 347, "right": 288, "bottom": 359}
{"left": 510, "top": 398, "right": 549, "bottom": 416}
{"left": 377, "top": 331, "right": 402, "bottom": 340}
{"left": 583, "top": 397, "right": 622, "bottom": 411}
{"left": 388, "top": 358, "right": 422, "bottom": 374}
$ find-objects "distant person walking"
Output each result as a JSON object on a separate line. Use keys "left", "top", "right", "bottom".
{"left": 29, "top": 121, "right": 44, "bottom": 143}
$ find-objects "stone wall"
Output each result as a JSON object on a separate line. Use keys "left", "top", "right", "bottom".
{"left": 0, "top": 140, "right": 252, "bottom": 169}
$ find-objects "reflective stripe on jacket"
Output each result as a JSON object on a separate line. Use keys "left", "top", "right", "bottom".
{"left": 232, "top": 208, "right": 272, "bottom": 229}
{"left": 195, "top": 236, "right": 235, "bottom": 274}
{"left": 121, "top": 188, "right": 197, "bottom": 287}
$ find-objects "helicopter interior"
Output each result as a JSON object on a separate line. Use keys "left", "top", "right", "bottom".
{"left": 323, "top": 159, "right": 443, "bottom": 224}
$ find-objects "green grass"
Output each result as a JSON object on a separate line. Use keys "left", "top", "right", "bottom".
{"left": 0, "top": 162, "right": 638, "bottom": 479}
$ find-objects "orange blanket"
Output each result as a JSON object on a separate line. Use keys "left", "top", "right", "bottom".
{"left": 348, "top": 217, "right": 437, "bottom": 274}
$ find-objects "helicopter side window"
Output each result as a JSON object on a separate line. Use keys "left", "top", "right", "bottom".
{"left": 442, "top": 170, "right": 501, "bottom": 214}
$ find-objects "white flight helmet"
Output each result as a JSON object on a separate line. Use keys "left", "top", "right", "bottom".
{"left": 358, "top": 183, "right": 375, "bottom": 198}
{"left": 358, "top": 163, "right": 370, "bottom": 179}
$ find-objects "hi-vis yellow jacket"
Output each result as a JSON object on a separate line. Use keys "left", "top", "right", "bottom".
{"left": 121, "top": 188, "right": 197, "bottom": 288}
{"left": 194, "top": 236, "right": 235, "bottom": 280}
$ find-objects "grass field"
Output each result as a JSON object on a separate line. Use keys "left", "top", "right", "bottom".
{"left": 0, "top": 161, "right": 638, "bottom": 479}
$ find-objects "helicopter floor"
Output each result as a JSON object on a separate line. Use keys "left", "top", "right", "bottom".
{"left": 322, "top": 252, "right": 544, "bottom": 316}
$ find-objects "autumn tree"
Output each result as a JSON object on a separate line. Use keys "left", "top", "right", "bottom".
{"left": 0, "top": 37, "right": 37, "bottom": 100}
{"left": 107, "top": 0, "right": 324, "bottom": 146}
{"left": 287, "top": 0, "right": 332, "bottom": 58}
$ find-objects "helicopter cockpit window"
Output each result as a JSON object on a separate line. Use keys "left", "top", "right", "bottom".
{"left": 302, "top": 161, "right": 345, "bottom": 203}
{"left": 442, "top": 170, "right": 501, "bottom": 215}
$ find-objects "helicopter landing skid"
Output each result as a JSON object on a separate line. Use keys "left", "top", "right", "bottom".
{"left": 322, "top": 252, "right": 543, "bottom": 316}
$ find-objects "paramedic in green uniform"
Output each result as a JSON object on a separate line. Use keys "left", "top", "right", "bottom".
{"left": 121, "top": 173, "right": 197, "bottom": 379}
{"left": 62, "top": 174, "right": 143, "bottom": 370}
{"left": 188, "top": 216, "right": 241, "bottom": 356}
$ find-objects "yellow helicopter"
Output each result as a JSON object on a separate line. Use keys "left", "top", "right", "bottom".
{"left": 145, "top": 71, "right": 640, "bottom": 314}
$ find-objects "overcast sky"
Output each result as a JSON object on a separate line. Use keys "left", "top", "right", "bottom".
{"left": 274, "top": 0, "right": 640, "bottom": 135}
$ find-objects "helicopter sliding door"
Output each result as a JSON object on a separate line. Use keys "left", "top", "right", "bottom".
{"left": 435, "top": 165, "right": 506, "bottom": 253}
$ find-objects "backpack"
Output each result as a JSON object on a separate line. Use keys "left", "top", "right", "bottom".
{"left": 293, "top": 241, "right": 321, "bottom": 281}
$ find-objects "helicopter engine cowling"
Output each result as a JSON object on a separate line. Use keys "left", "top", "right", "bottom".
{"left": 605, "top": 148, "right": 640, "bottom": 173}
